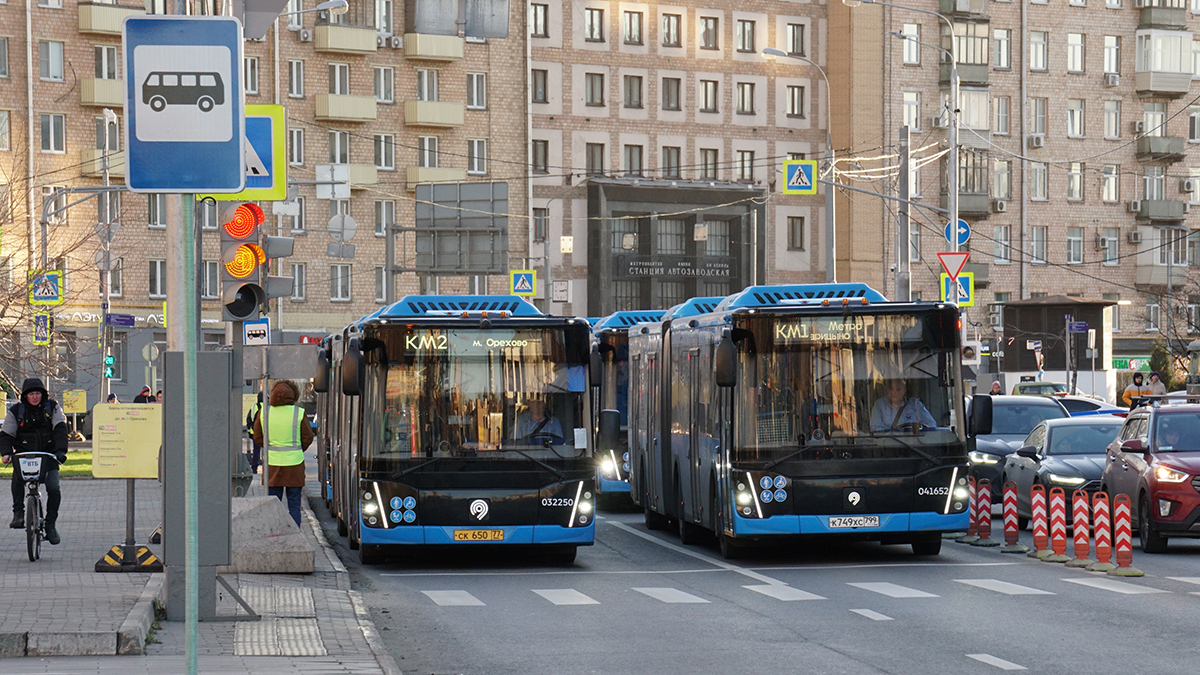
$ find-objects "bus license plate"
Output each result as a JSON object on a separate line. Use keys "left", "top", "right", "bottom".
{"left": 453, "top": 529, "right": 505, "bottom": 542}
{"left": 828, "top": 516, "right": 880, "bottom": 529}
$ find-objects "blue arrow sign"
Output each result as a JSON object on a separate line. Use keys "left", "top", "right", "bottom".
{"left": 944, "top": 218, "right": 971, "bottom": 246}
{"left": 123, "top": 16, "right": 245, "bottom": 193}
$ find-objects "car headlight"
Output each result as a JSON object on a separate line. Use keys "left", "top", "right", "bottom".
{"left": 969, "top": 451, "right": 1000, "bottom": 465}
{"left": 1154, "top": 465, "right": 1190, "bottom": 483}
{"left": 1046, "top": 473, "right": 1086, "bottom": 486}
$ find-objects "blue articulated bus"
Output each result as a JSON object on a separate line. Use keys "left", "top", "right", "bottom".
{"left": 315, "top": 295, "right": 597, "bottom": 564}
{"left": 628, "top": 284, "right": 987, "bottom": 558}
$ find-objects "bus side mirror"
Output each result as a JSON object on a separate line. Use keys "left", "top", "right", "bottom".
{"left": 589, "top": 345, "right": 602, "bottom": 388}
{"left": 342, "top": 338, "right": 363, "bottom": 396}
{"left": 313, "top": 349, "right": 330, "bottom": 393}
{"left": 715, "top": 334, "right": 737, "bottom": 388}
{"left": 969, "top": 394, "right": 992, "bottom": 437}
{"left": 598, "top": 409, "right": 620, "bottom": 451}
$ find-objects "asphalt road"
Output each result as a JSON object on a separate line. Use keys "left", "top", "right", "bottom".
{"left": 315, "top": 499, "right": 1200, "bottom": 675}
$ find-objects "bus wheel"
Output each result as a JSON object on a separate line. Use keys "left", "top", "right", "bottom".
{"left": 644, "top": 503, "right": 669, "bottom": 531}
{"left": 336, "top": 515, "right": 348, "bottom": 537}
{"left": 359, "top": 544, "right": 383, "bottom": 565}
{"left": 198, "top": 96, "right": 215, "bottom": 112}
{"left": 678, "top": 512, "right": 703, "bottom": 546}
{"left": 149, "top": 96, "right": 166, "bottom": 112}
{"left": 547, "top": 545, "right": 577, "bottom": 565}
{"left": 911, "top": 537, "right": 942, "bottom": 556}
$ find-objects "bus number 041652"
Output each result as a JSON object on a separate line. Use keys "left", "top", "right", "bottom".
{"left": 542, "top": 498, "right": 574, "bottom": 507}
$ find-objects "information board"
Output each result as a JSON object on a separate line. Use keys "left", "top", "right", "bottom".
{"left": 62, "top": 390, "right": 87, "bottom": 415}
{"left": 92, "top": 404, "right": 162, "bottom": 479}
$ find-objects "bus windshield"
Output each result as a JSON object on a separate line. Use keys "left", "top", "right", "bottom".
{"left": 363, "top": 327, "right": 589, "bottom": 471}
{"left": 732, "top": 312, "right": 961, "bottom": 465}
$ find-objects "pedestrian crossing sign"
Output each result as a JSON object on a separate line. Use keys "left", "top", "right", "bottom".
{"left": 782, "top": 160, "right": 818, "bottom": 195}
{"left": 32, "top": 313, "right": 51, "bottom": 346}
{"left": 28, "top": 270, "right": 64, "bottom": 305}
{"left": 511, "top": 270, "right": 536, "bottom": 296}
{"left": 939, "top": 272, "right": 975, "bottom": 307}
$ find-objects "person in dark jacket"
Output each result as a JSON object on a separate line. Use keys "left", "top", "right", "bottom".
{"left": 0, "top": 378, "right": 68, "bottom": 545}
{"left": 246, "top": 392, "right": 263, "bottom": 474}
{"left": 133, "top": 386, "right": 152, "bottom": 403}
{"left": 253, "top": 381, "right": 314, "bottom": 526}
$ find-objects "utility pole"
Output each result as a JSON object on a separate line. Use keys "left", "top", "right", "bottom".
{"left": 99, "top": 109, "right": 117, "bottom": 404}
{"left": 897, "top": 126, "right": 911, "bottom": 302}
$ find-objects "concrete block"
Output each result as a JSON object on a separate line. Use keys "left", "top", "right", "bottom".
{"left": 217, "top": 497, "right": 315, "bottom": 574}
{"left": 0, "top": 633, "right": 27, "bottom": 657}
{"left": 27, "top": 632, "right": 116, "bottom": 656}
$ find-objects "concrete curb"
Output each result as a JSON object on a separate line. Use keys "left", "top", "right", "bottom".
{"left": 117, "top": 573, "right": 165, "bottom": 655}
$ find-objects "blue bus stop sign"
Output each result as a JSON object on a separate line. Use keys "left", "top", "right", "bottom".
{"left": 123, "top": 16, "right": 245, "bottom": 193}
{"left": 944, "top": 219, "right": 971, "bottom": 246}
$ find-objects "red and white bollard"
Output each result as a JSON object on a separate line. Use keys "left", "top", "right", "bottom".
{"left": 1001, "top": 481, "right": 1028, "bottom": 553}
{"left": 1088, "top": 491, "right": 1116, "bottom": 572}
{"left": 1028, "top": 484, "right": 1052, "bottom": 559}
{"left": 1044, "top": 486, "right": 1071, "bottom": 562}
{"left": 971, "top": 479, "right": 1000, "bottom": 546}
{"left": 1108, "top": 494, "right": 1144, "bottom": 577}
{"left": 957, "top": 476, "right": 980, "bottom": 543}
{"left": 1066, "top": 489, "right": 1095, "bottom": 567}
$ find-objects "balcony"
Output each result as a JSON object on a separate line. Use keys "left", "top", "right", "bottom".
{"left": 940, "top": 0, "right": 988, "bottom": 20}
{"left": 348, "top": 164, "right": 377, "bottom": 189}
{"left": 81, "top": 78, "right": 124, "bottom": 108}
{"left": 1137, "top": 198, "right": 1188, "bottom": 221}
{"left": 315, "top": 24, "right": 377, "bottom": 54}
{"left": 78, "top": 3, "right": 143, "bottom": 35}
{"left": 80, "top": 149, "right": 125, "bottom": 178}
{"left": 315, "top": 94, "right": 377, "bottom": 122}
{"left": 404, "top": 100, "right": 464, "bottom": 127}
{"left": 939, "top": 192, "right": 991, "bottom": 218}
{"left": 406, "top": 166, "right": 466, "bottom": 190}
{"left": 1139, "top": 6, "right": 1187, "bottom": 29}
{"left": 403, "top": 33, "right": 464, "bottom": 61}
{"left": 962, "top": 262, "right": 990, "bottom": 288}
{"left": 1136, "top": 135, "right": 1187, "bottom": 162}
{"left": 1136, "top": 261, "right": 1188, "bottom": 287}
{"left": 1135, "top": 70, "right": 1192, "bottom": 98}
{"left": 941, "top": 63, "right": 989, "bottom": 87}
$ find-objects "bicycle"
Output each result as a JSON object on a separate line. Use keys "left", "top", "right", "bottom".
{"left": 15, "top": 451, "right": 59, "bottom": 562}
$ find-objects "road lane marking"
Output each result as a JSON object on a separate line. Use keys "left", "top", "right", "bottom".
{"left": 955, "top": 579, "right": 1055, "bottom": 596}
{"left": 421, "top": 590, "right": 485, "bottom": 606}
{"left": 744, "top": 584, "right": 826, "bottom": 601}
{"left": 532, "top": 589, "right": 599, "bottom": 605}
{"left": 966, "top": 654, "right": 1027, "bottom": 671}
{"left": 607, "top": 520, "right": 787, "bottom": 586}
{"left": 849, "top": 609, "right": 893, "bottom": 621}
{"left": 1060, "top": 578, "right": 1168, "bottom": 595}
{"left": 847, "top": 582, "right": 938, "bottom": 598}
{"left": 633, "top": 587, "right": 710, "bottom": 604}
{"left": 1167, "top": 576, "right": 1200, "bottom": 585}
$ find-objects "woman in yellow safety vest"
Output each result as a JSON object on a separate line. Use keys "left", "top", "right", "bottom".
{"left": 252, "top": 380, "right": 315, "bottom": 527}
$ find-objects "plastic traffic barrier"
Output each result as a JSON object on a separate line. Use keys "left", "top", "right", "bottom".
{"left": 971, "top": 479, "right": 1000, "bottom": 546}
{"left": 1043, "top": 486, "right": 1071, "bottom": 563}
{"left": 1027, "top": 484, "right": 1052, "bottom": 559}
{"left": 1065, "top": 489, "right": 1095, "bottom": 568}
{"left": 957, "top": 476, "right": 980, "bottom": 544}
{"left": 1001, "top": 481, "right": 1028, "bottom": 553}
{"left": 1108, "top": 494, "right": 1144, "bottom": 577}
{"left": 1088, "top": 492, "right": 1116, "bottom": 572}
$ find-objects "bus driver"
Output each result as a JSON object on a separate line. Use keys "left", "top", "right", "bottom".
{"left": 870, "top": 378, "right": 936, "bottom": 432}
{"left": 512, "top": 396, "right": 564, "bottom": 441}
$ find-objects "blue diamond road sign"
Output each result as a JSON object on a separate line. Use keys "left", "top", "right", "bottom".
{"left": 123, "top": 15, "right": 245, "bottom": 193}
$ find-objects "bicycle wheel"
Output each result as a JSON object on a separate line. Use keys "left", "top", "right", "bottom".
{"left": 25, "top": 493, "right": 40, "bottom": 562}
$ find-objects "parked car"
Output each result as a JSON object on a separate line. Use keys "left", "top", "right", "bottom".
{"left": 1102, "top": 403, "right": 1200, "bottom": 553}
{"left": 1012, "top": 381, "right": 1069, "bottom": 396}
{"left": 969, "top": 395, "right": 1071, "bottom": 500}
{"left": 1052, "top": 395, "right": 1127, "bottom": 417}
{"left": 1004, "top": 416, "right": 1123, "bottom": 528}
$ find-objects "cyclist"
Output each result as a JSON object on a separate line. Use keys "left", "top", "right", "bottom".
{"left": 0, "top": 378, "right": 67, "bottom": 545}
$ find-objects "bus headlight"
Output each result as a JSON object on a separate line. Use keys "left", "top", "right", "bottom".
{"left": 362, "top": 502, "right": 379, "bottom": 516}
{"left": 600, "top": 459, "right": 617, "bottom": 477}
{"left": 736, "top": 491, "right": 752, "bottom": 506}
{"left": 579, "top": 500, "right": 593, "bottom": 514}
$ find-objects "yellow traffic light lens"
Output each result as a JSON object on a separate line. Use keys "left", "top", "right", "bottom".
{"left": 223, "top": 203, "right": 265, "bottom": 239}
{"left": 225, "top": 244, "right": 263, "bottom": 279}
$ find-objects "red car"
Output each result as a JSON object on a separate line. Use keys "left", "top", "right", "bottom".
{"left": 1102, "top": 404, "right": 1200, "bottom": 553}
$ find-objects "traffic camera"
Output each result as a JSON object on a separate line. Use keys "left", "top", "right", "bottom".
{"left": 219, "top": 202, "right": 267, "bottom": 321}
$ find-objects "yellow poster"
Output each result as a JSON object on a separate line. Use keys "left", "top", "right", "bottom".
{"left": 62, "top": 390, "right": 87, "bottom": 415}
{"left": 92, "top": 404, "right": 162, "bottom": 479}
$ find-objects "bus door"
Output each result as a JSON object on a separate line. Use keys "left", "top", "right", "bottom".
{"left": 684, "top": 348, "right": 701, "bottom": 518}
{"left": 649, "top": 352, "right": 663, "bottom": 511}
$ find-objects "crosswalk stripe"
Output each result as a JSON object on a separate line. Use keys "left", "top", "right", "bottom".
{"left": 1060, "top": 578, "right": 1169, "bottom": 595}
{"left": 532, "top": 589, "right": 599, "bottom": 606}
{"left": 422, "top": 590, "right": 485, "bottom": 606}
{"left": 966, "top": 653, "right": 1027, "bottom": 671}
{"left": 847, "top": 582, "right": 938, "bottom": 598}
{"left": 955, "top": 579, "right": 1055, "bottom": 596}
{"left": 633, "top": 587, "right": 710, "bottom": 604}
{"left": 744, "top": 584, "right": 826, "bottom": 601}
{"left": 1167, "top": 577, "right": 1200, "bottom": 586}
{"left": 849, "top": 608, "right": 893, "bottom": 621}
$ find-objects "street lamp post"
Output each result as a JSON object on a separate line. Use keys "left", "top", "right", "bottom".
{"left": 762, "top": 47, "right": 836, "bottom": 283}
{"left": 100, "top": 107, "right": 117, "bottom": 404}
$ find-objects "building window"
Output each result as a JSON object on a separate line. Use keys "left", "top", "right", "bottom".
{"left": 613, "top": 281, "right": 641, "bottom": 310}
{"left": 40, "top": 113, "right": 64, "bottom": 153}
{"left": 328, "top": 63, "right": 349, "bottom": 95}
{"left": 902, "top": 23, "right": 920, "bottom": 65}
{"left": 1030, "top": 31, "right": 1047, "bottom": 71}
{"left": 42, "top": 186, "right": 66, "bottom": 224}
{"left": 787, "top": 23, "right": 806, "bottom": 56}
{"left": 623, "top": 144, "right": 643, "bottom": 176}
{"left": 788, "top": 216, "right": 805, "bottom": 251}
{"left": 530, "top": 3, "right": 548, "bottom": 37}
{"left": 700, "top": 16, "right": 719, "bottom": 50}
{"left": 374, "top": 134, "right": 394, "bottom": 170}
{"left": 624, "top": 11, "right": 643, "bottom": 44}
{"left": 95, "top": 115, "right": 118, "bottom": 151}
{"left": 736, "top": 19, "right": 755, "bottom": 52}
{"left": 1145, "top": 102, "right": 1166, "bottom": 138}
{"left": 960, "top": 89, "right": 989, "bottom": 129}
{"left": 736, "top": 150, "right": 755, "bottom": 182}
{"left": 416, "top": 69, "right": 438, "bottom": 101}
{"left": 1066, "top": 226, "right": 1084, "bottom": 263}
{"left": 949, "top": 23, "right": 988, "bottom": 66}
{"left": 993, "top": 29, "right": 1010, "bottom": 69}
{"left": 958, "top": 148, "right": 989, "bottom": 195}
{"left": 1137, "top": 32, "right": 1189, "bottom": 73}
{"left": 585, "top": 73, "right": 605, "bottom": 106}
{"left": 1144, "top": 165, "right": 1165, "bottom": 199}
{"left": 1032, "top": 226, "right": 1048, "bottom": 264}
{"left": 1067, "top": 99, "right": 1085, "bottom": 137}
{"left": 0, "top": 38, "right": 8, "bottom": 78}
{"left": 198, "top": 199, "right": 217, "bottom": 230}
{"left": 376, "top": 0, "right": 392, "bottom": 33}
{"left": 662, "top": 77, "right": 681, "bottom": 110}
{"left": 532, "top": 207, "right": 548, "bottom": 242}
{"left": 789, "top": 85, "right": 807, "bottom": 119}
{"left": 290, "top": 263, "right": 306, "bottom": 301}
{"left": 148, "top": 194, "right": 167, "bottom": 228}
{"left": 736, "top": 82, "right": 754, "bottom": 114}
{"left": 586, "top": 143, "right": 604, "bottom": 175}
{"left": 418, "top": 136, "right": 438, "bottom": 168}
{"left": 374, "top": 267, "right": 386, "bottom": 303}
{"left": 148, "top": 259, "right": 167, "bottom": 298}
{"left": 706, "top": 220, "right": 730, "bottom": 256}
{"left": 700, "top": 148, "right": 718, "bottom": 179}
{"left": 285, "top": 0, "right": 301, "bottom": 28}
{"left": 329, "top": 130, "right": 349, "bottom": 164}
{"left": 993, "top": 159, "right": 1011, "bottom": 199}
{"left": 1159, "top": 227, "right": 1187, "bottom": 265}
{"left": 105, "top": 259, "right": 123, "bottom": 298}
{"left": 244, "top": 56, "right": 259, "bottom": 94}
{"left": 584, "top": 8, "right": 604, "bottom": 42}
{"left": 1190, "top": 105, "right": 1200, "bottom": 140}
{"left": 1102, "top": 227, "right": 1119, "bottom": 265}
{"left": 200, "top": 260, "right": 218, "bottom": 299}
{"left": 1067, "top": 33, "right": 1085, "bottom": 72}
{"left": 1104, "top": 100, "right": 1121, "bottom": 138}
{"left": 374, "top": 66, "right": 393, "bottom": 103}
{"left": 467, "top": 72, "right": 486, "bottom": 109}
{"left": 1102, "top": 164, "right": 1120, "bottom": 201}
{"left": 289, "top": 128, "right": 304, "bottom": 165}
{"left": 330, "top": 264, "right": 351, "bottom": 301}
{"left": 699, "top": 79, "right": 718, "bottom": 112}
{"left": 1147, "top": 301, "right": 1161, "bottom": 332}
{"left": 994, "top": 225, "right": 1011, "bottom": 263}
{"left": 95, "top": 45, "right": 118, "bottom": 80}
{"left": 1, "top": 110, "right": 12, "bottom": 151}
{"left": 1067, "top": 162, "right": 1084, "bottom": 200}
{"left": 624, "top": 75, "right": 643, "bottom": 108}
{"left": 288, "top": 60, "right": 304, "bottom": 97}
{"left": 662, "top": 146, "right": 681, "bottom": 178}
{"left": 1105, "top": 36, "right": 1121, "bottom": 74}
{"left": 993, "top": 96, "right": 1010, "bottom": 134}
{"left": 532, "top": 69, "right": 548, "bottom": 103}
{"left": 1031, "top": 97, "right": 1047, "bottom": 135}
{"left": 657, "top": 219, "right": 686, "bottom": 255}
{"left": 374, "top": 200, "right": 394, "bottom": 237}
{"left": 287, "top": 197, "right": 306, "bottom": 233}
{"left": 39, "top": 41, "right": 63, "bottom": 81}
{"left": 532, "top": 139, "right": 549, "bottom": 173}
{"left": 662, "top": 14, "right": 681, "bottom": 47}
{"left": 468, "top": 138, "right": 487, "bottom": 174}
{"left": 1031, "top": 162, "right": 1048, "bottom": 200}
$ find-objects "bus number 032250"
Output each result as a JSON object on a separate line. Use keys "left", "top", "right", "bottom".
{"left": 542, "top": 498, "right": 574, "bottom": 507}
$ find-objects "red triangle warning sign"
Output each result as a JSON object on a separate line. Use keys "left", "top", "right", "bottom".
{"left": 937, "top": 252, "right": 970, "bottom": 279}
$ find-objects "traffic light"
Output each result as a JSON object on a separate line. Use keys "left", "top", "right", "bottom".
{"left": 260, "top": 233, "right": 295, "bottom": 301}
{"left": 103, "top": 355, "right": 115, "bottom": 379}
{"left": 220, "top": 202, "right": 267, "bottom": 321}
